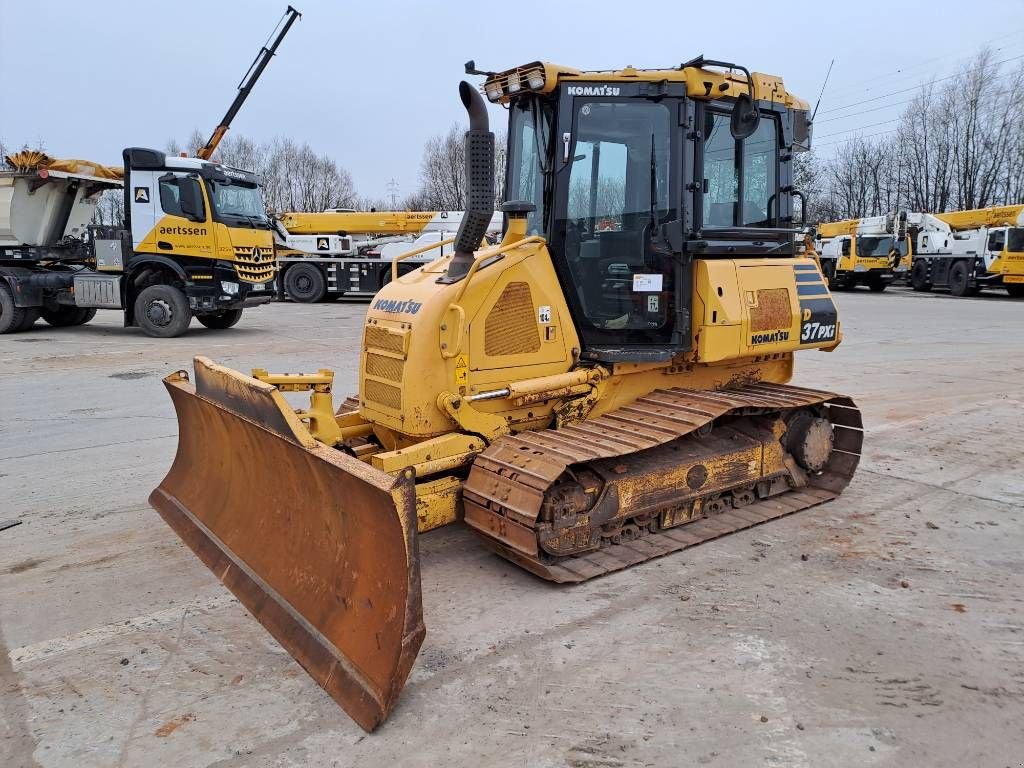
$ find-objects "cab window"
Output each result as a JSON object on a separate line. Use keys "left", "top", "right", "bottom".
{"left": 159, "top": 178, "right": 183, "bottom": 217}
{"left": 987, "top": 230, "right": 1005, "bottom": 252}
{"left": 159, "top": 176, "right": 205, "bottom": 220}
{"left": 703, "top": 111, "right": 779, "bottom": 227}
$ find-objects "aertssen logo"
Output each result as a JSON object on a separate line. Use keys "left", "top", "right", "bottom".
{"left": 567, "top": 85, "right": 621, "bottom": 96}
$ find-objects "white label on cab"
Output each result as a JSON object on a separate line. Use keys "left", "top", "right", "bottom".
{"left": 538, "top": 305, "right": 551, "bottom": 323}
{"left": 632, "top": 273, "right": 663, "bottom": 292}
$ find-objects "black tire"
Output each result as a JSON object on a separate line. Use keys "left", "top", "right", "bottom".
{"left": 867, "top": 275, "right": 887, "bottom": 293}
{"left": 134, "top": 285, "right": 192, "bottom": 338}
{"left": 15, "top": 307, "right": 40, "bottom": 331}
{"left": 0, "top": 284, "right": 37, "bottom": 334}
{"left": 283, "top": 263, "right": 326, "bottom": 303}
{"left": 41, "top": 306, "right": 97, "bottom": 327}
{"left": 910, "top": 261, "right": 931, "bottom": 292}
{"left": 949, "top": 261, "right": 971, "bottom": 297}
{"left": 1006, "top": 284, "right": 1024, "bottom": 298}
{"left": 197, "top": 309, "right": 243, "bottom": 329}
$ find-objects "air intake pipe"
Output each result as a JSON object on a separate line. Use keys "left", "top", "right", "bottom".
{"left": 448, "top": 81, "right": 495, "bottom": 280}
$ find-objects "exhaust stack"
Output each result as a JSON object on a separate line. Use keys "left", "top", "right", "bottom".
{"left": 448, "top": 81, "right": 495, "bottom": 279}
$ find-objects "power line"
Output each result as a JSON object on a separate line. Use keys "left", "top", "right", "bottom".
{"left": 817, "top": 52, "right": 1024, "bottom": 116}
{"left": 813, "top": 65, "right": 1020, "bottom": 150}
{"left": 813, "top": 128, "right": 899, "bottom": 150}
{"left": 822, "top": 29, "right": 1024, "bottom": 101}
{"left": 816, "top": 118, "right": 900, "bottom": 141}
{"left": 815, "top": 97, "right": 918, "bottom": 124}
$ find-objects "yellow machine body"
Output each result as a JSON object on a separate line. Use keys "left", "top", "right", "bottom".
{"left": 153, "top": 58, "right": 863, "bottom": 731}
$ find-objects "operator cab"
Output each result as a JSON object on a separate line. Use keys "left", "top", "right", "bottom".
{"left": 493, "top": 60, "right": 811, "bottom": 362}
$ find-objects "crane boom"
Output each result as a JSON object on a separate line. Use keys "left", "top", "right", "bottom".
{"left": 196, "top": 6, "right": 301, "bottom": 160}
{"left": 934, "top": 205, "right": 1024, "bottom": 230}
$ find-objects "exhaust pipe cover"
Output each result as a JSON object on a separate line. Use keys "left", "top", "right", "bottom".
{"left": 449, "top": 81, "right": 495, "bottom": 278}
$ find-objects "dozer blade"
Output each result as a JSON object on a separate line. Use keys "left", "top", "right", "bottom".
{"left": 149, "top": 357, "right": 424, "bottom": 732}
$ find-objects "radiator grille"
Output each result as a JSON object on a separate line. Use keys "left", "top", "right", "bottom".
{"left": 485, "top": 282, "right": 540, "bottom": 356}
{"left": 233, "top": 246, "right": 276, "bottom": 283}
{"left": 750, "top": 288, "right": 792, "bottom": 332}
{"left": 364, "top": 380, "right": 402, "bottom": 410}
{"left": 365, "top": 353, "right": 404, "bottom": 382}
{"left": 364, "top": 325, "right": 405, "bottom": 354}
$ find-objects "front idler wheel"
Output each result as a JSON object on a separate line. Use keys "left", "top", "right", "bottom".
{"left": 785, "top": 409, "right": 834, "bottom": 473}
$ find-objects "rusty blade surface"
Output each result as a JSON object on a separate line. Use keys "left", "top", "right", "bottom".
{"left": 150, "top": 357, "right": 424, "bottom": 732}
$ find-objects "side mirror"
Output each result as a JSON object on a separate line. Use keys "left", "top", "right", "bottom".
{"left": 730, "top": 93, "right": 760, "bottom": 140}
{"left": 179, "top": 178, "right": 205, "bottom": 222}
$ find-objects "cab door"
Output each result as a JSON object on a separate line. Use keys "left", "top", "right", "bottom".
{"left": 549, "top": 89, "right": 684, "bottom": 360}
{"left": 135, "top": 173, "right": 216, "bottom": 259}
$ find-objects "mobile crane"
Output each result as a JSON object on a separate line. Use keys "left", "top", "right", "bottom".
{"left": 0, "top": 7, "right": 300, "bottom": 336}
{"left": 274, "top": 210, "right": 504, "bottom": 301}
{"left": 816, "top": 214, "right": 911, "bottom": 291}
{"left": 907, "top": 205, "right": 1024, "bottom": 297}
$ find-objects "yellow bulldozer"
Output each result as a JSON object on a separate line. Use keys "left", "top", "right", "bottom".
{"left": 151, "top": 57, "right": 863, "bottom": 731}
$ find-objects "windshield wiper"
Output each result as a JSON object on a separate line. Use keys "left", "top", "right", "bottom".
{"left": 649, "top": 133, "right": 658, "bottom": 227}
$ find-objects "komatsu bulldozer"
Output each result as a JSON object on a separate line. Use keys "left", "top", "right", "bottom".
{"left": 151, "top": 58, "right": 863, "bottom": 731}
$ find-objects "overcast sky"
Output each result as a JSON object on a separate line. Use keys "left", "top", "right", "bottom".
{"left": 1, "top": 1, "right": 1021, "bottom": 202}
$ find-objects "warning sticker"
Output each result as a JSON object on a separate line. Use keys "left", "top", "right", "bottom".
{"left": 632, "top": 273, "right": 662, "bottom": 292}
{"left": 538, "top": 305, "right": 551, "bottom": 323}
{"left": 454, "top": 354, "right": 469, "bottom": 388}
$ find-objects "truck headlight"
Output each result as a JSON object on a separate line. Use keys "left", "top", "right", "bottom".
{"left": 220, "top": 281, "right": 239, "bottom": 295}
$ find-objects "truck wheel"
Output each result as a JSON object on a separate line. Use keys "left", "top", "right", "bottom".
{"left": 197, "top": 309, "right": 243, "bottom": 329}
{"left": 284, "top": 263, "right": 326, "bottom": 302}
{"left": 15, "top": 308, "right": 40, "bottom": 331}
{"left": 867, "top": 275, "right": 887, "bottom": 293}
{"left": 0, "top": 284, "right": 37, "bottom": 334}
{"left": 41, "top": 306, "right": 97, "bottom": 327}
{"left": 910, "top": 261, "right": 931, "bottom": 292}
{"left": 134, "top": 285, "right": 192, "bottom": 338}
{"left": 949, "top": 261, "right": 971, "bottom": 297}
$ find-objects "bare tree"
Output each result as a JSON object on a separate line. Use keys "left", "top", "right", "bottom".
{"left": 416, "top": 124, "right": 508, "bottom": 211}
{"left": 164, "top": 131, "right": 358, "bottom": 214}
{"left": 806, "top": 48, "right": 1024, "bottom": 222}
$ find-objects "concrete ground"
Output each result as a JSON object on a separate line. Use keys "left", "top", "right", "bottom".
{"left": 1, "top": 286, "right": 1022, "bottom": 768}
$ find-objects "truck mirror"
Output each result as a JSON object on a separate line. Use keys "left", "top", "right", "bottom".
{"left": 730, "top": 93, "right": 760, "bottom": 140}
{"left": 179, "top": 179, "right": 206, "bottom": 222}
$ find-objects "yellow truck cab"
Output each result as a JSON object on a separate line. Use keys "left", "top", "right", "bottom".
{"left": 0, "top": 148, "right": 275, "bottom": 336}
{"left": 815, "top": 215, "right": 911, "bottom": 291}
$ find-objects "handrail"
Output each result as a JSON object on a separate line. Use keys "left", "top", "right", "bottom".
{"left": 390, "top": 237, "right": 457, "bottom": 281}
{"left": 441, "top": 235, "right": 546, "bottom": 359}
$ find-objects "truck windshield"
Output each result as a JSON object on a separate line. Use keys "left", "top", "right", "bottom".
{"left": 506, "top": 95, "right": 553, "bottom": 236}
{"left": 209, "top": 181, "right": 269, "bottom": 226}
{"left": 857, "top": 235, "right": 894, "bottom": 256}
{"left": 1008, "top": 228, "right": 1024, "bottom": 252}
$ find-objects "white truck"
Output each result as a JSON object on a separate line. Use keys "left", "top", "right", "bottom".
{"left": 906, "top": 206, "right": 1024, "bottom": 297}
{"left": 273, "top": 210, "right": 504, "bottom": 301}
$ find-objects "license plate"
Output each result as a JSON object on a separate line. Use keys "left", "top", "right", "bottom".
{"left": 252, "top": 282, "right": 266, "bottom": 291}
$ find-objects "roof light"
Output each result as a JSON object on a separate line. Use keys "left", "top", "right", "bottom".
{"left": 506, "top": 73, "right": 521, "bottom": 94}
{"left": 527, "top": 72, "right": 545, "bottom": 90}
{"left": 485, "top": 85, "right": 502, "bottom": 102}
